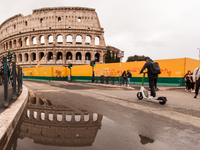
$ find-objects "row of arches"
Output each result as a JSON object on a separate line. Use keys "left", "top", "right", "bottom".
{"left": 3, "top": 34, "right": 101, "bottom": 50}
{"left": 26, "top": 109, "right": 99, "bottom": 122}
{"left": 17, "top": 51, "right": 100, "bottom": 62}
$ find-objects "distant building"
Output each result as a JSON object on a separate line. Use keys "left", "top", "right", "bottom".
{"left": 0, "top": 7, "right": 121, "bottom": 67}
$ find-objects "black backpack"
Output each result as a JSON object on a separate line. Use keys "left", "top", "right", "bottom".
{"left": 150, "top": 61, "right": 161, "bottom": 75}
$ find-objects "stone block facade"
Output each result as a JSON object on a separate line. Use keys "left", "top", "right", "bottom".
{"left": 0, "top": 7, "right": 120, "bottom": 67}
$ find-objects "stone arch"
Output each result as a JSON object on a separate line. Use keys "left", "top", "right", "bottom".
{"left": 57, "top": 35, "right": 63, "bottom": 44}
{"left": 24, "top": 53, "right": 29, "bottom": 62}
{"left": 76, "top": 35, "right": 82, "bottom": 44}
{"left": 66, "top": 52, "right": 72, "bottom": 60}
{"left": 31, "top": 52, "right": 36, "bottom": 62}
{"left": 78, "top": 17, "right": 81, "bottom": 22}
{"left": 48, "top": 35, "right": 53, "bottom": 44}
{"left": 76, "top": 52, "right": 82, "bottom": 60}
{"left": 57, "top": 52, "right": 62, "bottom": 61}
{"left": 18, "top": 38, "right": 23, "bottom": 47}
{"left": 18, "top": 54, "right": 22, "bottom": 62}
{"left": 85, "top": 36, "right": 91, "bottom": 45}
{"left": 95, "top": 36, "right": 100, "bottom": 45}
{"left": 95, "top": 53, "right": 100, "bottom": 62}
{"left": 14, "top": 55, "right": 16, "bottom": 62}
{"left": 32, "top": 37, "right": 37, "bottom": 45}
{"left": 49, "top": 113, "right": 53, "bottom": 121}
{"left": 6, "top": 43, "right": 8, "bottom": 50}
{"left": 66, "top": 35, "right": 72, "bottom": 43}
{"left": 40, "top": 35, "right": 45, "bottom": 45}
{"left": 25, "top": 37, "right": 29, "bottom": 46}
{"left": 47, "top": 52, "right": 53, "bottom": 61}
{"left": 39, "top": 52, "right": 44, "bottom": 60}
{"left": 41, "top": 112, "right": 45, "bottom": 121}
{"left": 58, "top": 17, "right": 61, "bottom": 22}
{"left": 9, "top": 41, "right": 12, "bottom": 49}
{"left": 13, "top": 40, "right": 16, "bottom": 48}
{"left": 85, "top": 52, "right": 91, "bottom": 61}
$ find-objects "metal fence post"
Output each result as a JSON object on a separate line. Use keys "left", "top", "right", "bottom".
{"left": 112, "top": 77, "right": 114, "bottom": 85}
{"left": 20, "top": 67, "right": 22, "bottom": 92}
{"left": 3, "top": 57, "right": 8, "bottom": 107}
{"left": 18, "top": 66, "right": 20, "bottom": 94}
{"left": 12, "top": 62, "right": 17, "bottom": 100}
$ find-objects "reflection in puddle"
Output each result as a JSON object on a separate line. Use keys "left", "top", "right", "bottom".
{"left": 5, "top": 96, "right": 171, "bottom": 150}
{"left": 6, "top": 97, "right": 103, "bottom": 149}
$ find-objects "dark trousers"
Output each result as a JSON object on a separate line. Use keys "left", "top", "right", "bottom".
{"left": 195, "top": 78, "right": 200, "bottom": 95}
{"left": 148, "top": 76, "right": 157, "bottom": 97}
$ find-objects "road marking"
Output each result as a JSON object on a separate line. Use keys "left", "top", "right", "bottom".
{"left": 91, "top": 91, "right": 137, "bottom": 102}
{"left": 25, "top": 84, "right": 33, "bottom": 86}
{"left": 86, "top": 91, "right": 200, "bottom": 127}
{"left": 35, "top": 90, "right": 63, "bottom": 92}
{"left": 32, "top": 83, "right": 43, "bottom": 86}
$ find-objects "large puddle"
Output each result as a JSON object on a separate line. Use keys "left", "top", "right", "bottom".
{"left": 5, "top": 97, "right": 171, "bottom": 150}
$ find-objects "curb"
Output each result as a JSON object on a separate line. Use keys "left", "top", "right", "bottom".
{"left": 87, "top": 83, "right": 135, "bottom": 90}
{"left": 0, "top": 85, "right": 29, "bottom": 150}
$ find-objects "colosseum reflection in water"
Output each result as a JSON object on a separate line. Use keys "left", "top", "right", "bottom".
{"left": 0, "top": 7, "right": 120, "bottom": 67}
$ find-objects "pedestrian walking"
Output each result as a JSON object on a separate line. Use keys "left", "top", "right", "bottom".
{"left": 184, "top": 70, "right": 195, "bottom": 92}
{"left": 193, "top": 67, "right": 200, "bottom": 98}
{"left": 127, "top": 70, "right": 132, "bottom": 86}
{"left": 121, "top": 71, "right": 127, "bottom": 86}
{"left": 139, "top": 57, "right": 160, "bottom": 98}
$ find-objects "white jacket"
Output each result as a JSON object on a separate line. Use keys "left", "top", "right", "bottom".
{"left": 193, "top": 67, "right": 200, "bottom": 80}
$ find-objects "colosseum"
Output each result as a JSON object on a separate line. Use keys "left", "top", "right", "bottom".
{"left": 0, "top": 7, "right": 120, "bottom": 67}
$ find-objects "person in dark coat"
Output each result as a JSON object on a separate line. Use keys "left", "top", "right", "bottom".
{"left": 121, "top": 71, "right": 127, "bottom": 86}
{"left": 139, "top": 57, "right": 158, "bottom": 98}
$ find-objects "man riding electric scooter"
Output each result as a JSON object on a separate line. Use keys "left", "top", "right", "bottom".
{"left": 139, "top": 57, "right": 158, "bottom": 99}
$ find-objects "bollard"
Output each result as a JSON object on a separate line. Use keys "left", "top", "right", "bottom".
{"left": 106, "top": 77, "right": 109, "bottom": 84}
{"left": 101, "top": 75, "right": 104, "bottom": 84}
{"left": 96, "top": 76, "right": 98, "bottom": 83}
{"left": 3, "top": 57, "right": 8, "bottom": 107}
{"left": 18, "top": 66, "right": 20, "bottom": 94}
{"left": 12, "top": 62, "right": 17, "bottom": 100}
{"left": 19, "top": 67, "right": 22, "bottom": 92}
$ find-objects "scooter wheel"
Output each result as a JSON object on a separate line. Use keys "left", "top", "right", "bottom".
{"left": 158, "top": 97, "right": 167, "bottom": 105}
{"left": 137, "top": 92, "right": 143, "bottom": 100}
{"left": 159, "top": 101, "right": 166, "bottom": 105}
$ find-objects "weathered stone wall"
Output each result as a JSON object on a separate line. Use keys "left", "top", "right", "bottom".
{"left": 0, "top": 7, "right": 118, "bottom": 67}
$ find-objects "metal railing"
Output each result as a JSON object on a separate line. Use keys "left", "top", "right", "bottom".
{"left": 92, "top": 76, "right": 120, "bottom": 85}
{"left": 2, "top": 56, "right": 22, "bottom": 108}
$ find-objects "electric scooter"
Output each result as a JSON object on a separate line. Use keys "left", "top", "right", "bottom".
{"left": 137, "top": 72, "right": 167, "bottom": 105}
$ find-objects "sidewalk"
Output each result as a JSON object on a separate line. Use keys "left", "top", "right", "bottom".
{"left": 49, "top": 80, "right": 185, "bottom": 91}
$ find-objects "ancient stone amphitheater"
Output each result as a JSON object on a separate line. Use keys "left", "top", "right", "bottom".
{"left": 0, "top": 7, "right": 120, "bottom": 67}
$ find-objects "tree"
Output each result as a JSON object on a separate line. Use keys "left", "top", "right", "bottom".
{"left": 115, "top": 52, "right": 120, "bottom": 62}
{"left": 126, "top": 55, "right": 146, "bottom": 62}
{"left": 105, "top": 49, "right": 112, "bottom": 63}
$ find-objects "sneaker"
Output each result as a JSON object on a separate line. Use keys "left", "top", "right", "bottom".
{"left": 127, "top": 84, "right": 129, "bottom": 86}
{"left": 194, "top": 95, "right": 197, "bottom": 98}
{"left": 149, "top": 88, "right": 151, "bottom": 91}
{"left": 155, "top": 88, "right": 159, "bottom": 91}
{"left": 191, "top": 90, "right": 195, "bottom": 93}
{"left": 148, "top": 96, "right": 154, "bottom": 99}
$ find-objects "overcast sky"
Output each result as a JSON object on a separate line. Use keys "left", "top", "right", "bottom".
{"left": 1, "top": 0, "right": 200, "bottom": 62}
